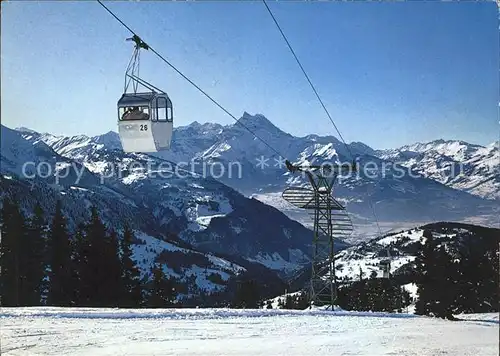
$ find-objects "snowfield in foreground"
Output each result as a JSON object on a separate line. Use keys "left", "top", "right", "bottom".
{"left": 1, "top": 308, "right": 498, "bottom": 356}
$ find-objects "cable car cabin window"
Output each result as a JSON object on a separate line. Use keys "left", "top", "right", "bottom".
{"left": 120, "top": 106, "right": 150, "bottom": 121}
{"left": 119, "top": 107, "right": 126, "bottom": 120}
{"left": 156, "top": 97, "right": 167, "bottom": 121}
{"left": 157, "top": 107, "right": 167, "bottom": 121}
{"left": 167, "top": 107, "right": 173, "bottom": 122}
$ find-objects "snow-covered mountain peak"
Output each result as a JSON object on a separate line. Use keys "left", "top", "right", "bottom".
{"left": 2, "top": 125, "right": 53, "bottom": 167}
{"left": 235, "top": 112, "right": 285, "bottom": 134}
{"left": 175, "top": 121, "right": 224, "bottom": 138}
{"left": 10, "top": 128, "right": 124, "bottom": 165}
{"left": 15, "top": 126, "right": 39, "bottom": 134}
{"left": 190, "top": 112, "right": 297, "bottom": 164}
{"left": 487, "top": 141, "right": 500, "bottom": 150}
{"left": 348, "top": 141, "right": 376, "bottom": 156}
{"left": 7, "top": 115, "right": 500, "bottom": 206}
{"left": 399, "top": 139, "right": 484, "bottom": 160}
{"left": 92, "top": 131, "right": 121, "bottom": 148}
{"left": 375, "top": 138, "right": 500, "bottom": 200}
{"left": 188, "top": 120, "right": 202, "bottom": 127}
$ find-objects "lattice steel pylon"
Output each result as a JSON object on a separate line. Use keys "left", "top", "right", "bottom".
{"left": 283, "top": 160, "right": 356, "bottom": 310}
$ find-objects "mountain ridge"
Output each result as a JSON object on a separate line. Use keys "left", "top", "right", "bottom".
{"left": 8, "top": 113, "right": 500, "bottom": 237}
{"left": 14, "top": 122, "right": 497, "bottom": 159}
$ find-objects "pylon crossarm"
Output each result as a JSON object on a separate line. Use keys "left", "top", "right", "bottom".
{"left": 285, "top": 160, "right": 358, "bottom": 174}
{"left": 127, "top": 34, "right": 149, "bottom": 50}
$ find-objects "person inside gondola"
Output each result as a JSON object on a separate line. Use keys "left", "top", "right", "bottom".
{"left": 122, "top": 106, "right": 149, "bottom": 120}
{"left": 121, "top": 107, "right": 135, "bottom": 120}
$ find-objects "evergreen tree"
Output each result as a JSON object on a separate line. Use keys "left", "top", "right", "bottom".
{"left": 433, "top": 246, "right": 456, "bottom": 319}
{"left": 104, "top": 229, "right": 124, "bottom": 305}
{"left": 47, "top": 200, "right": 73, "bottom": 306}
{"left": 0, "top": 198, "right": 25, "bottom": 306}
{"left": 412, "top": 226, "right": 499, "bottom": 316}
{"left": 139, "top": 274, "right": 150, "bottom": 307}
{"left": 147, "top": 264, "right": 176, "bottom": 307}
{"left": 414, "top": 229, "right": 437, "bottom": 316}
{"left": 120, "top": 224, "right": 142, "bottom": 307}
{"left": 454, "top": 237, "right": 498, "bottom": 314}
{"left": 81, "top": 206, "right": 114, "bottom": 306}
{"left": 296, "top": 291, "right": 309, "bottom": 309}
{"left": 337, "top": 278, "right": 411, "bottom": 312}
{"left": 69, "top": 223, "right": 87, "bottom": 306}
{"left": 402, "top": 287, "right": 412, "bottom": 311}
{"left": 21, "top": 203, "right": 47, "bottom": 305}
{"left": 284, "top": 295, "right": 294, "bottom": 309}
{"left": 413, "top": 230, "right": 457, "bottom": 318}
{"left": 233, "top": 277, "right": 260, "bottom": 308}
{"left": 359, "top": 266, "right": 364, "bottom": 281}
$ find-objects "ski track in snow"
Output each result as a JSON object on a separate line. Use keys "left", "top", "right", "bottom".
{"left": 1, "top": 308, "right": 498, "bottom": 355}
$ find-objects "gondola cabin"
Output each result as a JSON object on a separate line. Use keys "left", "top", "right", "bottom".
{"left": 117, "top": 92, "right": 173, "bottom": 152}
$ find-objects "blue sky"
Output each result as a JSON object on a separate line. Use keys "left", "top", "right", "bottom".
{"left": 2, "top": 1, "right": 498, "bottom": 149}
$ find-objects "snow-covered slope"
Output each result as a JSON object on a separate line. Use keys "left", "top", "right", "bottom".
{"left": 333, "top": 222, "right": 499, "bottom": 283}
{"left": 281, "top": 221, "right": 499, "bottom": 315}
{"left": 131, "top": 230, "right": 246, "bottom": 295}
{"left": 2, "top": 307, "right": 498, "bottom": 355}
